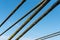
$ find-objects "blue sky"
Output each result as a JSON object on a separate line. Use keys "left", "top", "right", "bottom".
{"left": 0, "top": 0, "right": 60, "bottom": 40}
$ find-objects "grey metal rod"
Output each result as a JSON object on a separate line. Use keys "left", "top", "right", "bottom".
{"left": 0, "top": 0, "right": 44, "bottom": 36}
{"left": 36, "top": 31, "right": 60, "bottom": 40}
{"left": 0, "top": 0, "right": 26, "bottom": 27}
{"left": 8, "top": 0, "right": 50, "bottom": 40}
{"left": 15, "top": 0, "right": 60, "bottom": 40}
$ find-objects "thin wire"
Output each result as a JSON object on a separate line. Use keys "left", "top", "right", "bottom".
{"left": 0, "top": 0, "right": 26, "bottom": 27}
{"left": 36, "top": 31, "right": 60, "bottom": 40}
{"left": 8, "top": 0, "right": 50, "bottom": 40}
{"left": 0, "top": 0, "right": 44, "bottom": 36}
{"left": 15, "top": 0, "right": 60, "bottom": 40}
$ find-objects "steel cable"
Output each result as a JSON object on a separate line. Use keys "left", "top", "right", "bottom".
{"left": 8, "top": 0, "right": 50, "bottom": 40}
{"left": 0, "top": 0, "right": 26, "bottom": 27}
{"left": 36, "top": 31, "right": 60, "bottom": 40}
{"left": 15, "top": 0, "right": 60, "bottom": 40}
{"left": 0, "top": 0, "right": 44, "bottom": 36}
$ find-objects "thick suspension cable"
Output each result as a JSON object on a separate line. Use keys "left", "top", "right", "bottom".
{"left": 0, "top": 0, "right": 44, "bottom": 36}
{"left": 8, "top": 0, "right": 50, "bottom": 40}
{"left": 16, "top": 0, "right": 60, "bottom": 40}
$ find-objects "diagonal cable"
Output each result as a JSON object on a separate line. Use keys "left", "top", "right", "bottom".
{"left": 8, "top": 0, "right": 50, "bottom": 40}
{"left": 0, "top": 0, "right": 44, "bottom": 36}
{"left": 15, "top": 0, "right": 60, "bottom": 40}
{"left": 0, "top": 0, "right": 26, "bottom": 27}
{"left": 36, "top": 31, "right": 60, "bottom": 40}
